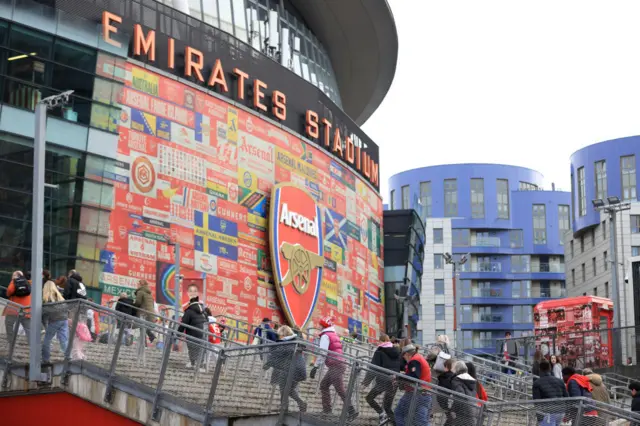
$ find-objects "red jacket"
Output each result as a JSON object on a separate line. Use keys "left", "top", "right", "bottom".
{"left": 208, "top": 323, "right": 221, "bottom": 344}
{"left": 404, "top": 353, "right": 431, "bottom": 391}
{"left": 476, "top": 382, "right": 488, "bottom": 402}
{"left": 4, "top": 279, "right": 31, "bottom": 317}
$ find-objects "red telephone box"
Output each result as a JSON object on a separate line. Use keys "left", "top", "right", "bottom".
{"left": 534, "top": 296, "right": 614, "bottom": 368}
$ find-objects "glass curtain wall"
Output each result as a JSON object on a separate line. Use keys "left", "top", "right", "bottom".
{"left": 174, "top": 0, "right": 342, "bottom": 106}
{"left": 0, "top": 135, "right": 115, "bottom": 293}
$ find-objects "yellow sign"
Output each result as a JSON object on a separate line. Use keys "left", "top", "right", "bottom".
{"left": 131, "top": 67, "right": 159, "bottom": 97}
{"left": 275, "top": 147, "right": 318, "bottom": 181}
{"left": 227, "top": 108, "right": 238, "bottom": 143}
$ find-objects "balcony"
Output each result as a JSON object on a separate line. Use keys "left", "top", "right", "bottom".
{"left": 531, "top": 288, "right": 567, "bottom": 298}
{"left": 471, "top": 262, "right": 502, "bottom": 273}
{"left": 471, "top": 288, "right": 503, "bottom": 298}
{"left": 473, "top": 338, "right": 495, "bottom": 349}
{"left": 479, "top": 314, "right": 504, "bottom": 323}
{"left": 472, "top": 237, "right": 501, "bottom": 247}
{"left": 530, "top": 263, "right": 564, "bottom": 273}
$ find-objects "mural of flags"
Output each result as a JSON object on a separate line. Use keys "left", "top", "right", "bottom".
{"left": 194, "top": 210, "right": 238, "bottom": 260}
{"left": 325, "top": 208, "right": 347, "bottom": 249}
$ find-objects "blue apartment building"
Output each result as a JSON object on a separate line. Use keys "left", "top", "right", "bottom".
{"left": 388, "top": 164, "right": 570, "bottom": 353}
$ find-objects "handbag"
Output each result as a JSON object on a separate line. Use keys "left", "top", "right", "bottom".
{"left": 75, "top": 322, "right": 93, "bottom": 342}
{"left": 434, "top": 351, "right": 451, "bottom": 373}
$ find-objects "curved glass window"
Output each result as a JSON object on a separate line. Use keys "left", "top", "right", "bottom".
{"left": 163, "top": 0, "right": 342, "bottom": 107}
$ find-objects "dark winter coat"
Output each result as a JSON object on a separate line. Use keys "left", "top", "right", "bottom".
{"left": 263, "top": 335, "right": 307, "bottom": 385}
{"left": 115, "top": 297, "right": 136, "bottom": 317}
{"left": 63, "top": 272, "right": 87, "bottom": 300}
{"left": 451, "top": 373, "right": 478, "bottom": 426}
{"left": 532, "top": 372, "right": 568, "bottom": 417}
{"left": 436, "top": 370, "right": 455, "bottom": 412}
{"left": 632, "top": 394, "right": 640, "bottom": 412}
{"left": 532, "top": 361, "right": 540, "bottom": 378}
{"left": 362, "top": 344, "right": 402, "bottom": 387}
{"left": 177, "top": 298, "right": 208, "bottom": 339}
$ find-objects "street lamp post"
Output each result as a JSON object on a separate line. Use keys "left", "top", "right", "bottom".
{"left": 29, "top": 90, "right": 74, "bottom": 382}
{"left": 445, "top": 252, "right": 468, "bottom": 349}
{"left": 593, "top": 196, "right": 631, "bottom": 366}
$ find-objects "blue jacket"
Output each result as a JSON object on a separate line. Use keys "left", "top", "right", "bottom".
{"left": 566, "top": 375, "right": 596, "bottom": 414}
{"left": 254, "top": 323, "right": 277, "bottom": 342}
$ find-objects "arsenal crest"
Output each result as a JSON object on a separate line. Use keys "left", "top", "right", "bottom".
{"left": 270, "top": 183, "right": 323, "bottom": 329}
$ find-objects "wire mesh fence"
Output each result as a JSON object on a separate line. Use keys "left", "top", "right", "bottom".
{"left": 3, "top": 298, "right": 640, "bottom": 425}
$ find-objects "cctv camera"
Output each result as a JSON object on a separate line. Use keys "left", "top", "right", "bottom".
{"left": 625, "top": 276, "right": 629, "bottom": 284}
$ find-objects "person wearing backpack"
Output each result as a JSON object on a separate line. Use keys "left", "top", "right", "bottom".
{"left": 4, "top": 271, "right": 32, "bottom": 343}
{"left": 63, "top": 270, "right": 87, "bottom": 300}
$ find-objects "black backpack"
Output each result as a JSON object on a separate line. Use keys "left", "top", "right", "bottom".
{"left": 13, "top": 276, "right": 31, "bottom": 297}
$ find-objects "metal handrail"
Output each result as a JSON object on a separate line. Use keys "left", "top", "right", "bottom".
{"left": 4, "top": 297, "right": 640, "bottom": 425}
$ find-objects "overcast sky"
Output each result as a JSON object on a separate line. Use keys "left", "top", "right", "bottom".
{"left": 363, "top": 0, "right": 640, "bottom": 201}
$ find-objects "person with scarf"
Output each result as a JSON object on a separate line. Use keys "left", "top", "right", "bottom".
{"left": 562, "top": 367, "right": 597, "bottom": 424}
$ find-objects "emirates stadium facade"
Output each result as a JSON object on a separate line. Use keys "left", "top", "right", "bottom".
{"left": 0, "top": 0, "right": 397, "bottom": 337}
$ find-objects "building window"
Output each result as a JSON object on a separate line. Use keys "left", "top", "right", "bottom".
{"left": 591, "top": 229, "right": 595, "bottom": 247}
{"left": 444, "top": 179, "right": 457, "bottom": 217}
{"left": 435, "top": 304, "right": 445, "bottom": 321}
{"left": 401, "top": 185, "right": 410, "bottom": 209}
{"left": 496, "top": 179, "right": 509, "bottom": 219}
{"left": 470, "top": 178, "right": 484, "bottom": 219}
{"left": 512, "top": 255, "right": 530, "bottom": 273}
{"left": 435, "top": 279, "right": 445, "bottom": 295}
{"left": 571, "top": 171, "right": 576, "bottom": 222}
{"left": 580, "top": 235, "right": 584, "bottom": 253}
{"left": 570, "top": 240, "right": 574, "bottom": 258}
{"left": 558, "top": 205, "right": 570, "bottom": 244}
{"left": 632, "top": 246, "right": 640, "bottom": 257}
{"left": 602, "top": 220, "right": 607, "bottom": 240}
{"left": 389, "top": 190, "right": 395, "bottom": 210}
{"left": 461, "top": 306, "right": 472, "bottom": 323}
{"left": 509, "top": 230, "right": 523, "bottom": 248}
{"left": 605, "top": 282, "right": 609, "bottom": 298}
{"left": 453, "top": 229, "right": 470, "bottom": 246}
{"left": 512, "top": 281, "right": 531, "bottom": 298}
{"left": 632, "top": 215, "right": 640, "bottom": 234}
{"left": 595, "top": 160, "right": 607, "bottom": 201}
{"left": 513, "top": 306, "right": 533, "bottom": 324}
{"left": 571, "top": 269, "right": 575, "bottom": 287}
{"left": 604, "top": 251, "right": 608, "bottom": 270}
{"left": 592, "top": 257, "right": 596, "bottom": 277}
{"left": 621, "top": 155, "right": 637, "bottom": 201}
{"left": 578, "top": 167, "right": 586, "bottom": 216}
{"left": 593, "top": 287, "right": 598, "bottom": 296}
{"left": 419, "top": 181, "right": 431, "bottom": 219}
{"left": 433, "top": 228, "right": 443, "bottom": 244}
{"left": 581, "top": 263, "right": 586, "bottom": 283}
{"left": 533, "top": 204, "right": 547, "bottom": 245}
{"left": 434, "top": 254, "right": 444, "bottom": 269}
{"left": 519, "top": 182, "right": 538, "bottom": 191}
{"left": 420, "top": 182, "right": 431, "bottom": 219}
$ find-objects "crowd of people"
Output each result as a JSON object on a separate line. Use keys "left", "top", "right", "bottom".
{"left": 4, "top": 273, "right": 640, "bottom": 424}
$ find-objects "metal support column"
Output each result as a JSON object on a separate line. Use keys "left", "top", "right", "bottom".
{"left": 28, "top": 102, "right": 47, "bottom": 382}
{"left": 173, "top": 242, "right": 181, "bottom": 322}
{"left": 29, "top": 91, "right": 73, "bottom": 383}
{"left": 610, "top": 212, "right": 624, "bottom": 366}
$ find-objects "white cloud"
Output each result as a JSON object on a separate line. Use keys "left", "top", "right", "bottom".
{"left": 364, "top": 0, "right": 640, "bottom": 201}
